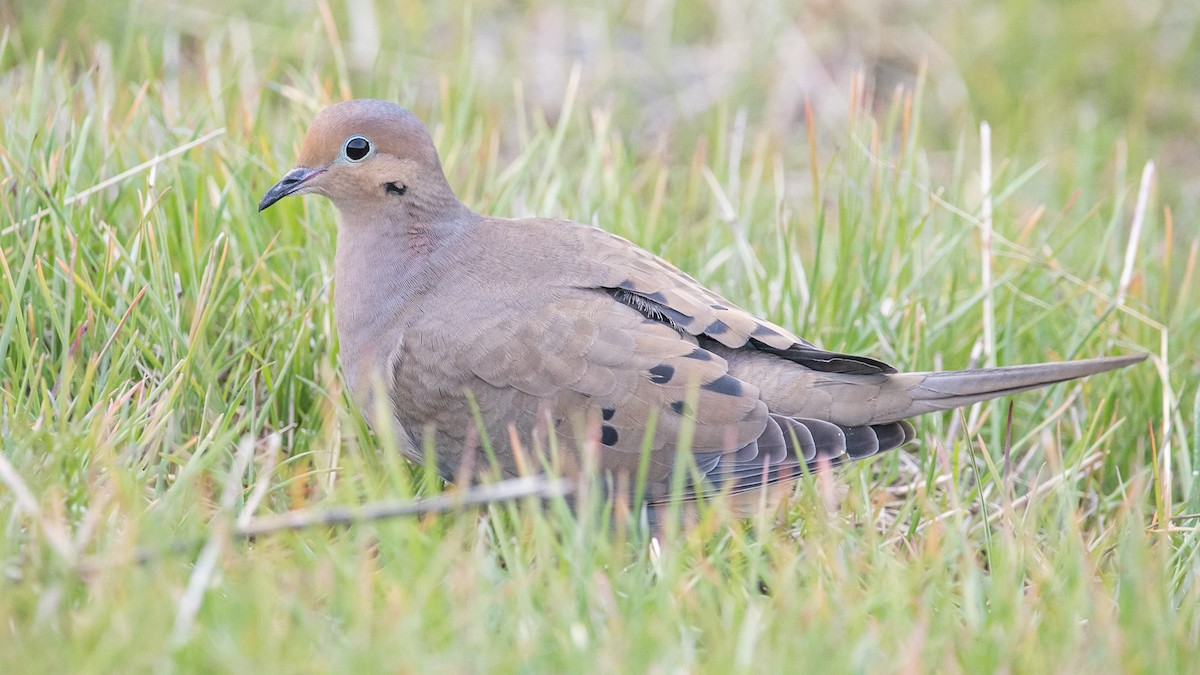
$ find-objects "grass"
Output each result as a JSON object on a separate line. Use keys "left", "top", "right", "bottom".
{"left": 2, "top": 0, "right": 1198, "bottom": 671}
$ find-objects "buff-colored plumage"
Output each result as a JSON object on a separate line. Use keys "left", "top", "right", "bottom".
{"left": 259, "top": 99, "right": 1143, "bottom": 514}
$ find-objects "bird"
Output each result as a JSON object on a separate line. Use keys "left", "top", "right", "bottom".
{"left": 259, "top": 99, "right": 1144, "bottom": 515}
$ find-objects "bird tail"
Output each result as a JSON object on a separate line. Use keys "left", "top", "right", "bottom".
{"left": 873, "top": 353, "right": 1146, "bottom": 424}
{"left": 898, "top": 353, "right": 1145, "bottom": 418}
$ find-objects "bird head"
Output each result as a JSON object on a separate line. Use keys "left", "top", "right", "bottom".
{"left": 258, "top": 99, "right": 458, "bottom": 219}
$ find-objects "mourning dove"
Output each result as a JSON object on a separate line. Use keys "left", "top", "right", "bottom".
{"left": 259, "top": 99, "right": 1143, "bottom": 513}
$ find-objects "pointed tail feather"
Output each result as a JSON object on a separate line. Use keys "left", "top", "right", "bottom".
{"left": 880, "top": 353, "right": 1145, "bottom": 423}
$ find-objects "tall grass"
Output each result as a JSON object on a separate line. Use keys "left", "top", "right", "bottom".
{"left": 2, "top": 1, "right": 1197, "bottom": 671}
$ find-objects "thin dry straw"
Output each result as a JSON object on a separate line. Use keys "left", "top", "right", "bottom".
{"left": 233, "top": 476, "right": 572, "bottom": 537}
{"left": 1115, "top": 163, "right": 1172, "bottom": 520}
{"left": 171, "top": 435, "right": 256, "bottom": 646}
{"left": 979, "top": 121, "right": 996, "bottom": 370}
{"left": 0, "top": 450, "right": 75, "bottom": 562}
{"left": 2, "top": 128, "right": 226, "bottom": 235}
{"left": 1117, "top": 162, "right": 1154, "bottom": 303}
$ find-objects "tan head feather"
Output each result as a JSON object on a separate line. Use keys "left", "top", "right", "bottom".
{"left": 259, "top": 99, "right": 465, "bottom": 222}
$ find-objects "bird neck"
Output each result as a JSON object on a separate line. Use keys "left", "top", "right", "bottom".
{"left": 332, "top": 205, "right": 477, "bottom": 408}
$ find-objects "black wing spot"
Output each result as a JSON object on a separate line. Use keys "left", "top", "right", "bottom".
{"left": 683, "top": 348, "right": 713, "bottom": 361}
{"left": 670, "top": 400, "right": 685, "bottom": 414}
{"left": 601, "top": 425, "right": 619, "bottom": 446}
{"left": 751, "top": 323, "right": 783, "bottom": 340}
{"left": 648, "top": 363, "right": 675, "bottom": 384}
{"left": 700, "top": 374, "right": 743, "bottom": 397}
{"left": 601, "top": 407, "right": 615, "bottom": 421}
{"left": 704, "top": 319, "right": 729, "bottom": 335}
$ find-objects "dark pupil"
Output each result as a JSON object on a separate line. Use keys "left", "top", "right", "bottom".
{"left": 345, "top": 137, "right": 370, "bottom": 160}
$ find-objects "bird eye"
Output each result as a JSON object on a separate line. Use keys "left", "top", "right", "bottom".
{"left": 343, "top": 136, "right": 372, "bottom": 162}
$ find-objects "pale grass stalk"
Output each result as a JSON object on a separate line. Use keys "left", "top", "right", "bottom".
{"left": 702, "top": 165, "right": 767, "bottom": 281}
{"left": 171, "top": 436, "right": 256, "bottom": 646}
{"left": 972, "top": 449, "right": 1107, "bottom": 533}
{"left": 233, "top": 477, "right": 571, "bottom": 537}
{"left": 0, "top": 452, "right": 75, "bottom": 562}
{"left": 883, "top": 473, "right": 954, "bottom": 499}
{"left": 345, "top": 0, "right": 381, "bottom": 72}
{"left": 315, "top": 0, "right": 353, "bottom": 101}
{"left": 1117, "top": 162, "right": 1155, "bottom": 302}
{"left": 964, "top": 123, "right": 996, "bottom": 437}
{"left": 979, "top": 121, "right": 995, "bottom": 369}
{"left": 235, "top": 434, "right": 283, "bottom": 529}
{"left": 2, "top": 128, "right": 226, "bottom": 235}
{"left": 1157, "top": 328, "right": 1174, "bottom": 519}
{"left": 1115, "top": 163, "right": 1172, "bottom": 519}
{"left": 534, "top": 61, "right": 582, "bottom": 205}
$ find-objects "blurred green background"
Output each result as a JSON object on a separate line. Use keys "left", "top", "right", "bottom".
{"left": 6, "top": 0, "right": 1199, "bottom": 209}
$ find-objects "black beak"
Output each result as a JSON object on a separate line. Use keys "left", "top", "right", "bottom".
{"left": 258, "top": 167, "right": 320, "bottom": 212}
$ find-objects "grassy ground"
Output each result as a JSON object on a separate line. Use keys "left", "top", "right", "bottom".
{"left": 2, "top": 0, "right": 1198, "bottom": 672}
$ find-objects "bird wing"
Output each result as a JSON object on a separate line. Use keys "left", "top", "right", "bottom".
{"left": 389, "top": 218, "right": 912, "bottom": 501}
{"left": 561, "top": 221, "right": 897, "bottom": 375}
{"left": 398, "top": 289, "right": 757, "bottom": 470}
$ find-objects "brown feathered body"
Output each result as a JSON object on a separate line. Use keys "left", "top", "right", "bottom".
{"left": 260, "top": 99, "right": 1143, "bottom": 512}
